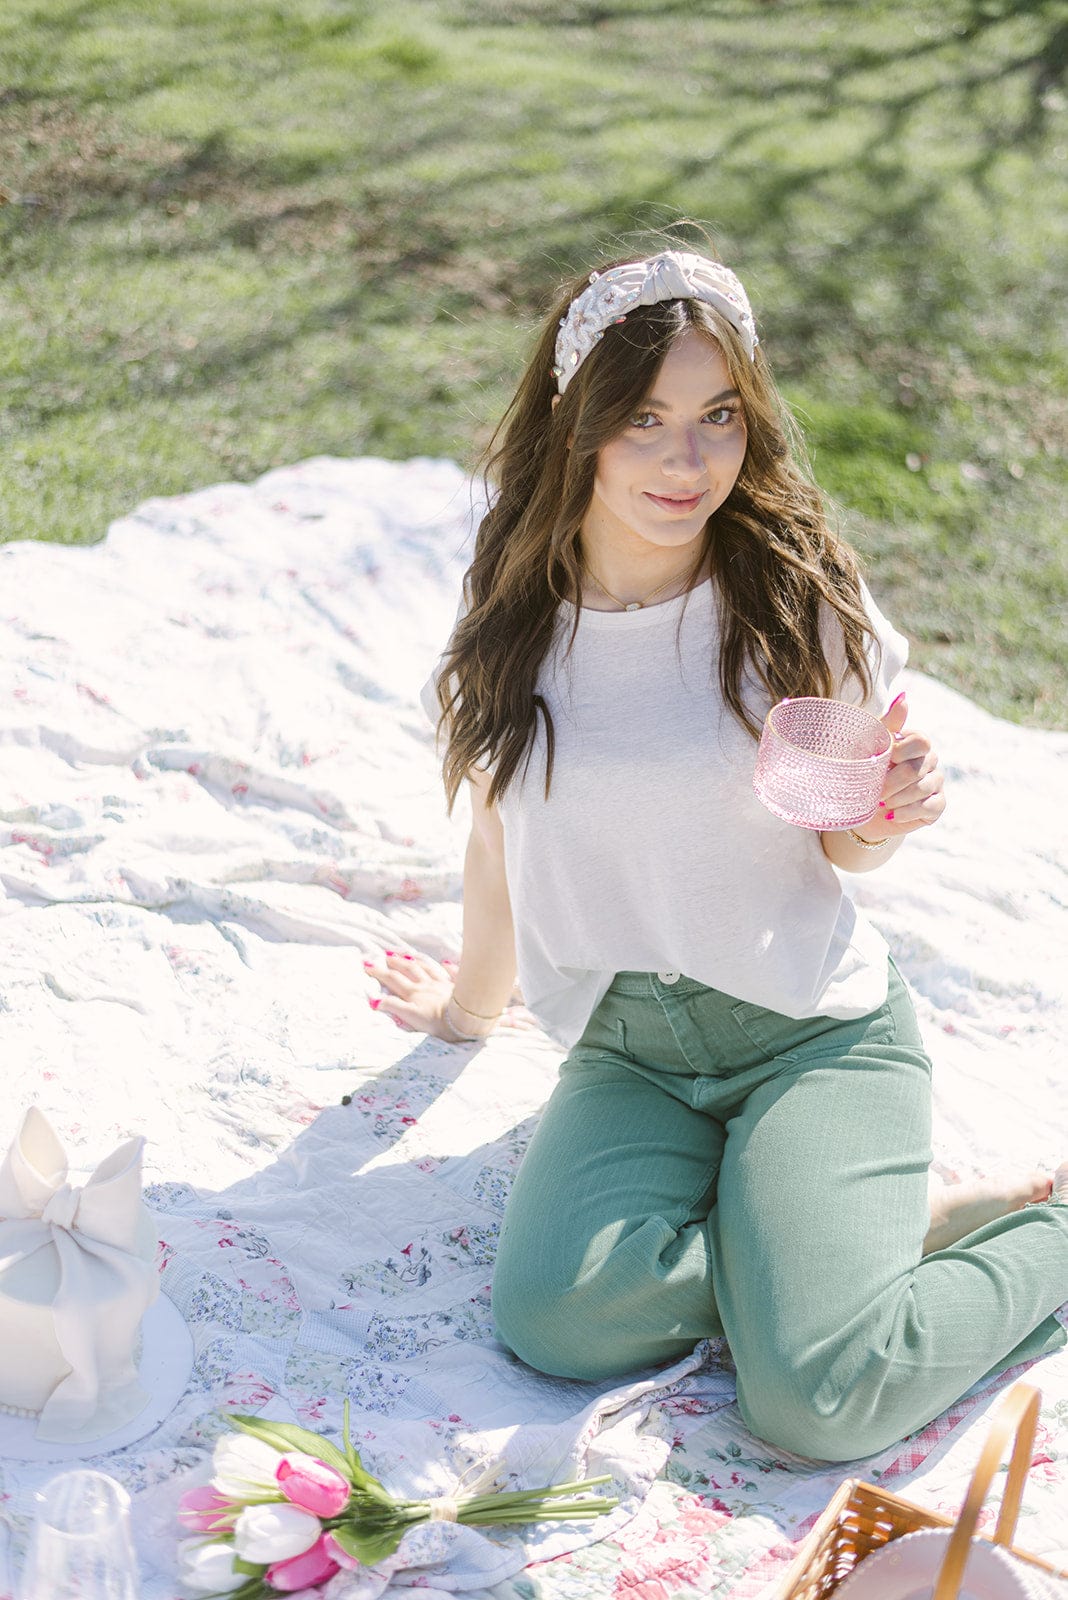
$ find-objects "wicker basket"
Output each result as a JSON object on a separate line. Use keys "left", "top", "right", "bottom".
{"left": 773, "top": 1384, "right": 1068, "bottom": 1600}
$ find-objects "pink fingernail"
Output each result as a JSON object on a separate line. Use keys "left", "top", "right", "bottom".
{"left": 368, "top": 997, "right": 381, "bottom": 1009}
{"left": 885, "top": 810, "right": 895, "bottom": 822}
{"left": 890, "top": 692, "right": 906, "bottom": 708}
{"left": 401, "top": 953, "right": 413, "bottom": 960}
{"left": 362, "top": 959, "right": 374, "bottom": 967}
{"left": 384, "top": 949, "right": 396, "bottom": 956}
{"left": 878, "top": 801, "right": 886, "bottom": 809}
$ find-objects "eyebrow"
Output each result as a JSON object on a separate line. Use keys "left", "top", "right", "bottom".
{"left": 643, "top": 388, "right": 741, "bottom": 409}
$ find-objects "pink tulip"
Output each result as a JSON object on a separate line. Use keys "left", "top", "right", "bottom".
{"left": 265, "top": 1533, "right": 342, "bottom": 1591}
{"left": 177, "top": 1485, "right": 237, "bottom": 1534}
{"left": 322, "top": 1530, "right": 361, "bottom": 1571}
{"left": 275, "top": 1451, "right": 350, "bottom": 1518}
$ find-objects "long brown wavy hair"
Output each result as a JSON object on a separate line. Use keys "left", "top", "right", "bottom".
{"left": 430, "top": 242, "right": 877, "bottom": 816}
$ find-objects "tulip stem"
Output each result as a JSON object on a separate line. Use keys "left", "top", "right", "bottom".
{"left": 456, "top": 1504, "right": 618, "bottom": 1525}
{"left": 453, "top": 1476, "right": 615, "bottom": 1517}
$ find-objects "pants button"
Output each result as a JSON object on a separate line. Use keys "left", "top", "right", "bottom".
{"left": 656, "top": 970, "right": 680, "bottom": 984}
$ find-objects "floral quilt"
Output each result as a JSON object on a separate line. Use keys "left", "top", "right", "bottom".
{"left": 1, "top": 456, "right": 1066, "bottom": 1598}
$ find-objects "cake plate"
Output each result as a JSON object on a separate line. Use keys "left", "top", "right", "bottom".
{"left": 0, "top": 1290, "right": 193, "bottom": 1463}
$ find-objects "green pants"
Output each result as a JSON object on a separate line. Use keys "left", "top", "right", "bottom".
{"left": 492, "top": 961, "right": 1068, "bottom": 1462}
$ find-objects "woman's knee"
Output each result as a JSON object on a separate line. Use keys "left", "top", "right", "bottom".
{"left": 735, "top": 1366, "right": 905, "bottom": 1464}
{"left": 491, "top": 1239, "right": 673, "bottom": 1382}
{"left": 492, "top": 1266, "right": 620, "bottom": 1381}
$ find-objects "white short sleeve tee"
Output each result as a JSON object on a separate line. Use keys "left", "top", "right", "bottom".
{"left": 420, "top": 574, "right": 908, "bottom": 1051}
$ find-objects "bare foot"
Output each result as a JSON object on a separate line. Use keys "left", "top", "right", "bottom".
{"left": 923, "top": 1169, "right": 1053, "bottom": 1256}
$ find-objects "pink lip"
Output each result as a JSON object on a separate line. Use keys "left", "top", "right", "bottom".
{"left": 644, "top": 492, "right": 705, "bottom": 512}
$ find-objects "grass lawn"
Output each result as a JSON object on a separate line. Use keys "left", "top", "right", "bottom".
{"left": 1, "top": 0, "right": 1065, "bottom": 725}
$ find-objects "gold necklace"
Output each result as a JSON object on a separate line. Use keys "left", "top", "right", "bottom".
{"left": 584, "top": 549, "right": 706, "bottom": 612}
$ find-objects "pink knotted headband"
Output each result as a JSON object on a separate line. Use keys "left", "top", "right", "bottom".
{"left": 552, "top": 250, "right": 758, "bottom": 393}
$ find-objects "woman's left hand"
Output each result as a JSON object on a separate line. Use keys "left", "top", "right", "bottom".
{"left": 869, "top": 691, "right": 947, "bottom": 836}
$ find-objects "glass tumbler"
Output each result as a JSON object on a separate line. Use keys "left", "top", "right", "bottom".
{"left": 753, "top": 697, "right": 893, "bottom": 830}
{"left": 20, "top": 1469, "right": 140, "bottom": 1600}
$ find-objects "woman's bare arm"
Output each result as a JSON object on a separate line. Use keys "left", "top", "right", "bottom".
{"left": 449, "top": 768, "right": 518, "bottom": 1026}
{"left": 362, "top": 767, "right": 516, "bottom": 1039}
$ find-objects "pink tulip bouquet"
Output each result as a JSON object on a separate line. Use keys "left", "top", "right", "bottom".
{"left": 177, "top": 1406, "right": 619, "bottom": 1596}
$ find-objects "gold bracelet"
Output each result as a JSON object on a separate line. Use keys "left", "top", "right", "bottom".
{"left": 443, "top": 996, "right": 493, "bottom": 1043}
{"left": 449, "top": 992, "right": 502, "bottom": 1021}
{"left": 847, "top": 827, "right": 890, "bottom": 850}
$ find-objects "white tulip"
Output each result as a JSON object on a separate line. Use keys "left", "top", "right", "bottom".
{"left": 176, "top": 1537, "right": 246, "bottom": 1594}
{"left": 233, "top": 1500, "right": 322, "bottom": 1563}
{"left": 211, "top": 1432, "right": 283, "bottom": 1498}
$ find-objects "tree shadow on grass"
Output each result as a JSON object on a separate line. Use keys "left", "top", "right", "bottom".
{"left": 2, "top": 0, "right": 1065, "bottom": 610}
{"left": 5, "top": 3, "right": 1061, "bottom": 274}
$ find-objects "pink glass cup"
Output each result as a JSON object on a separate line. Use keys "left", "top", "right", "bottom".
{"left": 753, "top": 697, "right": 893, "bottom": 830}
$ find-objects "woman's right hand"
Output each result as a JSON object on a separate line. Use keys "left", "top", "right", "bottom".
{"left": 363, "top": 950, "right": 495, "bottom": 1043}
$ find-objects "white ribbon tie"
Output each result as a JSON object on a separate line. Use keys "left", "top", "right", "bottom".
{"left": 0, "top": 1106, "right": 160, "bottom": 1442}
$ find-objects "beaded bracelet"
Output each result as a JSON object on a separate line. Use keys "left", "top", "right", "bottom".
{"left": 846, "top": 828, "right": 890, "bottom": 850}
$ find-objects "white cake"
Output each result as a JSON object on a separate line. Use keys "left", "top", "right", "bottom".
{"left": 0, "top": 1107, "right": 160, "bottom": 1443}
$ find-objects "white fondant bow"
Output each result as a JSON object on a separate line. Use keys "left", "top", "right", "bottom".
{"left": 0, "top": 1106, "right": 160, "bottom": 1442}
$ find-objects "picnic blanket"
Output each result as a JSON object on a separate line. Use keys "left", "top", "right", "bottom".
{"left": 1, "top": 454, "right": 1066, "bottom": 1599}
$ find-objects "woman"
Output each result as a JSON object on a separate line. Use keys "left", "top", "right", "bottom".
{"left": 364, "top": 243, "right": 1068, "bottom": 1462}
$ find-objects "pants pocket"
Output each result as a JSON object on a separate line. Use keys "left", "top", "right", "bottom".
{"left": 728, "top": 997, "right": 898, "bottom": 1059}
{"left": 572, "top": 999, "right": 630, "bottom": 1061}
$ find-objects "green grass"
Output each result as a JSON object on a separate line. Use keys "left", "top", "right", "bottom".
{"left": 1, "top": 0, "right": 1066, "bottom": 724}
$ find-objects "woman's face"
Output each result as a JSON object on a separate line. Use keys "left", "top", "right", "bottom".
{"left": 584, "top": 327, "right": 747, "bottom": 553}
